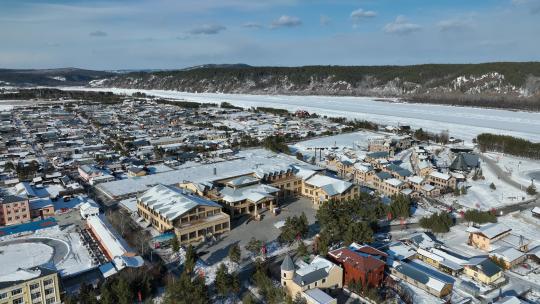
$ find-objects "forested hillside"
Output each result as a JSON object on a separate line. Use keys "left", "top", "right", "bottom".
{"left": 93, "top": 62, "right": 540, "bottom": 110}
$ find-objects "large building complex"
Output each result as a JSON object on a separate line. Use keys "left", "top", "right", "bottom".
{"left": 0, "top": 267, "right": 61, "bottom": 304}
{"left": 137, "top": 184, "right": 231, "bottom": 245}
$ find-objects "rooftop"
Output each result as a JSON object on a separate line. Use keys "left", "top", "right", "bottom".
{"left": 139, "top": 184, "right": 222, "bottom": 221}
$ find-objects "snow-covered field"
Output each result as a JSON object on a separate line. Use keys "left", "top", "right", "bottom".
{"left": 441, "top": 156, "right": 532, "bottom": 210}
{"left": 65, "top": 88, "right": 540, "bottom": 142}
{"left": 484, "top": 152, "right": 540, "bottom": 186}
{"left": 0, "top": 243, "right": 54, "bottom": 280}
{"left": 0, "top": 104, "right": 13, "bottom": 111}
{"left": 0, "top": 226, "right": 95, "bottom": 277}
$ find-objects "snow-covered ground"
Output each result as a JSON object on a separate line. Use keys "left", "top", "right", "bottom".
{"left": 484, "top": 152, "right": 540, "bottom": 186}
{"left": 0, "top": 226, "right": 96, "bottom": 277}
{"left": 0, "top": 243, "right": 54, "bottom": 280}
{"left": 64, "top": 88, "right": 540, "bottom": 143}
{"left": 0, "top": 104, "right": 13, "bottom": 111}
{"left": 289, "top": 130, "right": 380, "bottom": 159}
{"left": 441, "top": 156, "right": 531, "bottom": 210}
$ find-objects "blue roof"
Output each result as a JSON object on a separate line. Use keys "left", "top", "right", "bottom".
{"left": 0, "top": 218, "right": 58, "bottom": 236}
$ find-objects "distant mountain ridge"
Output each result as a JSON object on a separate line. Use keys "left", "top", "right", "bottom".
{"left": 0, "top": 68, "right": 114, "bottom": 86}
{"left": 3, "top": 63, "right": 540, "bottom": 110}
{"left": 93, "top": 62, "right": 540, "bottom": 98}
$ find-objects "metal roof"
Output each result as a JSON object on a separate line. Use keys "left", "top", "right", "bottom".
{"left": 139, "top": 184, "right": 221, "bottom": 221}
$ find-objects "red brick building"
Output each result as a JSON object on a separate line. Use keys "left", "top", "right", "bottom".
{"left": 0, "top": 195, "right": 31, "bottom": 227}
{"left": 328, "top": 245, "right": 387, "bottom": 288}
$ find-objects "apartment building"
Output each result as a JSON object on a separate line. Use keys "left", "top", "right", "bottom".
{"left": 0, "top": 195, "right": 31, "bottom": 227}
{"left": 0, "top": 267, "right": 61, "bottom": 304}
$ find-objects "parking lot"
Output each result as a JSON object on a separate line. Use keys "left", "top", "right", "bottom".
{"left": 198, "top": 197, "right": 318, "bottom": 264}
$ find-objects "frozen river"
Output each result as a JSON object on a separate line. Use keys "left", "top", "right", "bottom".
{"left": 67, "top": 88, "right": 540, "bottom": 142}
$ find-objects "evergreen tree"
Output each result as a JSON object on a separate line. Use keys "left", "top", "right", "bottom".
{"left": 164, "top": 272, "right": 209, "bottom": 304}
{"left": 344, "top": 221, "right": 373, "bottom": 245}
{"left": 215, "top": 264, "right": 231, "bottom": 296}
{"left": 389, "top": 194, "right": 411, "bottom": 218}
{"left": 184, "top": 244, "right": 197, "bottom": 274}
{"left": 461, "top": 186, "right": 467, "bottom": 195}
{"left": 527, "top": 184, "right": 537, "bottom": 195}
{"left": 100, "top": 281, "right": 115, "bottom": 304}
{"left": 490, "top": 183, "right": 496, "bottom": 190}
{"left": 242, "top": 293, "right": 257, "bottom": 304}
{"left": 297, "top": 241, "right": 308, "bottom": 257}
{"left": 293, "top": 293, "right": 307, "bottom": 304}
{"left": 171, "top": 234, "right": 180, "bottom": 253}
{"left": 228, "top": 243, "right": 241, "bottom": 264}
{"left": 245, "top": 238, "right": 263, "bottom": 255}
{"left": 114, "top": 277, "right": 132, "bottom": 304}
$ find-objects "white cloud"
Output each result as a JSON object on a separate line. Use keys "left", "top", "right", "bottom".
{"left": 271, "top": 15, "right": 302, "bottom": 28}
{"left": 89, "top": 30, "right": 107, "bottom": 37}
{"left": 383, "top": 16, "right": 421, "bottom": 34}
{"left": 437, "top": 18, "right": 473, "bottom": 32}
{"left": 188, "top": 24, "right": 227, "bottom": 35}
{"left": 512, "top": 0, "right": 540, "bottom": 14}
{"left": 320, "top": 14, "right": 331, "bottom": 26}
{"left": 242, "top": 22, "right": 263, "bottom": 29}
{"left": 350, "top": 8, "right": 377, "bottom": 21}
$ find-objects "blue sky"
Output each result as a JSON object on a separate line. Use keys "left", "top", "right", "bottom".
{"left": 1, "top": 0, "right": 539, "bottom": 69}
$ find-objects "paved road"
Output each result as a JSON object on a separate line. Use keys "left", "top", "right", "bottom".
{"left": 480, "top": 154, "right": 524, "bottom": 190}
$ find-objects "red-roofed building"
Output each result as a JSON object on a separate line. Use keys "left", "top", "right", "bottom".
{"left": 328, "top": 246, "right": 387, "bottom": 288}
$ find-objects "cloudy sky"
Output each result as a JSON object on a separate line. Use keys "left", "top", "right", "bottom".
{"left": 1, "top": 0, "right": 539, "bottom": 69}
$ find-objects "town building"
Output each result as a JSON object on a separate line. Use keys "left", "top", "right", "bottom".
{"left": 463, "top": 257, "right": 503, "bottom": 285}
{"left": 0, "top": 266, "right": 61, "bottom": 304}
{"left": 281, "top": 255, "right": 343, "bottom": 303}
{"left": 0, "top": 195, "right": 31, "bottom": 227}
{"left": 328, "top": 245, "right": 386, "bottom": 288}
{"left": 390, "top": 261, "right": 454, "bottom": 298}
{"left": 468, "top": 223, "right": 530, "bottom": 252}
{"left": 137, "top": 184, "right": 230, "bottom": 245}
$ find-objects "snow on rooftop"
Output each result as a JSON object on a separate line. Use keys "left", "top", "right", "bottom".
{"left": 477, "top": 223, "right": 511, "bottom": 239}
{"left": 87, "top": 215, "right": 131, "bottom": 258}
{"left": 139, "top": 184, "right": 221, "bottom": 221}
{"left": 97, "top": 149, "right": 303, "bottom": 198}
{"left": 0, "top": 243, "right": 52, "bottom": 282}
{"left": 305, "top": 175, "right": 353, "bottom": 196}
{"left": 429, "top": 171, "right": 451, "bottom": 180}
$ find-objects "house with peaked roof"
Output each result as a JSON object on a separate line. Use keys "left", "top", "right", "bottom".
{"left": 137, "top": 184, "right": 230, "bottom": 245}
{"left": 281, "top": 255, "right": 342, "bottom": 303}
{"left": 302, "top": 174, "right": 358, "bottom": 207}
{"left": 467, "top": 223, "right": 530, "bottom": 252}
{"left": 327, "top": 245, "right": 387, "bottom": 289}
{"left": 390, "top": 260, "right": 454, "bottom": 298}
{"left": 449, "top": 152, "right": 480, "bottom": 173}
{"left": 463, "top": 256, "right": 503, "bottom": 285}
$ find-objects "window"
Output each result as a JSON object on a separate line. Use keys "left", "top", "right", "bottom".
{"left": 44, "top": 288, "right": 54, "bottom": 295}
{"left": 0, "top": 292, "right": 6, "bottom": 299}
{"left": 30, "top": 283, "right": 40, "bottom": 290}
{"left": 322, "top": 278, "right": 326, "bottom": 283}
{"left": 12, "top": 298, "right": 23, "bottom": 304}
{"left": 11, "top": 288, "right": 22, "bottom": 296}
{"left": 46, "top": 298, "right": 56, "bottom": 304}
{"left": 31, "top": 291, "right": 42, "bottom": 299}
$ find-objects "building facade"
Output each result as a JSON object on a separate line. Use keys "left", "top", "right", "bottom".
{"left": 137, "top": 184, "right": 230, "bottom": 245}
{"left": 0, "top": 267, "right": 61, "bottom": 304}
{"left": 0, "top": 195, "right": 31, "bottom": 227}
